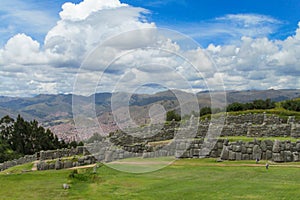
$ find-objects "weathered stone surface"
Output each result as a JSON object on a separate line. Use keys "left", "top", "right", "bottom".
{"left": 228, "top": 151, "right": 236, "bottom": 160}
{"left": 260, "top": 141, "right": 267, "bottom": 152}
{"left": 266, "top": 150, "right": 272, "bottom": 160}
{"left": 247, "top": 148, "right": 252, "bottom": 154}
{"left": 242, "top": 154, "right": 249, "bottom": 160}
{"left": 284, "top": 151, "right": 292, "bottom": 162}
{"left": 220, "top": 146, "right": 229, "bottom": 160}
{"left": 265, "top": 140, "right": 273, "bottom": 146}
{"left": 37, "top": 161, "right": 49, "bottom": 171}
{"left": 272, "top": 140, "right": 281, "bottom": 153}
{"left": 253, "top": 145, "right": 262, "bottom": 160}
{"left": 64, "top": 161, "right": 73, "bottom": 169}
{"left": 55, "top": 160, "right": 62, "bottom": 170}
{"left": 241, "top": 146, "right": 247, "bottom": 154}
{"left": 233, "top": 145, "right": 242, "bottom": 152}
{"left": 293, "top": 152, "right": 299, "bottom": 162}
{"left": 273, "top": 153, "right": 284, "bottom": 162}
{"left": 236, "top": 152, "right": 242, "bottom": 161}
{"left": 49, "top": 163, "right": 55, "bottom": 169}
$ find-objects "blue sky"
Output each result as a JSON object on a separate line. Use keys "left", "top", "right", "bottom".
{"left": 1, "top": 0, "right": 300, "bottom": 47}
{"left": 0, "top": 0, "right": 300, "bottom": 96}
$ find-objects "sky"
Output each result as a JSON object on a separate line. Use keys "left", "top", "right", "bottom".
{"left": 0, "top": 0, "right": 300, "bottom": 96}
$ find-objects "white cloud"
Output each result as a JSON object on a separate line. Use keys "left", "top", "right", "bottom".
{"left": 206, "top": 22, "right": 300, "bottom": 90}
{"left": 175, "top": 14, "right": 282, "bottom": 46}
{"left": 59, "top": 0, "right": 128, "bottom": 21}
{"left": 44, "top": 2, "right": 154, "bottom": 68}
{"left": 0, "top": 33, "right": 47, "bottom": 65}
{"left": 216, "top": 14, "right": 281, "bottom": 27}
{"left": 0, "top": 1, "right": 300, "bottom": 97}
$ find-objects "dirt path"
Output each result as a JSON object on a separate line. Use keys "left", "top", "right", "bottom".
{"left": 109, "top": 160, "right": 300, "bottom": 168}
{"left": 31, "top": 160, "right": 39, "bottom": 171}
{"left": 109, "top": 161, "right": 172, "bottom": 165}
{"left": 68, "top": 164, "right": 97, "bottom": 170}
{"left": 31, "top": 161, "right": 97, "bottom": 171}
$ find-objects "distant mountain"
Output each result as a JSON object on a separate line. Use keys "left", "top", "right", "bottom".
{"left": 0, "top": 89, "right": 299, "bottom": 141}
{"left": 224, "top": 89, "right": 300, "bottom": 103}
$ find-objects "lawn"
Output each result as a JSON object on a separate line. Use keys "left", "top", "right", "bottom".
{"left": 1, "top": 158, "right": 300, "bottom": 199}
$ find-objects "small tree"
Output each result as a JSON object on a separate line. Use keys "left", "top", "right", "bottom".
{"left": 166, "top": 110, "right": 181, "bottom": 121}
{"left": 200, "top": 107, "right": 212, "bottom": 116}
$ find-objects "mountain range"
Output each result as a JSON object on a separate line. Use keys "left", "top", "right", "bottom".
{"left": 0, "top": 89, "right": 299, "bottom": 141}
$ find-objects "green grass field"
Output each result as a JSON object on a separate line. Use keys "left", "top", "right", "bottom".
{"left": 1, "top": 158, "right": 300, "bottom": 200}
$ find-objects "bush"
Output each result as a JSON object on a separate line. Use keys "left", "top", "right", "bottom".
{"left": 166, "top": 110, "right": 181, "bottom": 121}
{"left": 226, "top": 99, "right": 276, "bottom": 112}
{"left": 200, "top": 107, "right": 212, "bottom": 116}
{"left": 282, "top": 99, "right": 300, "bottom": 112}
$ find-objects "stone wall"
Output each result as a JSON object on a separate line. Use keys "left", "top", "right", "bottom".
{"left": 0, "top": 154, "right": 37, "bottom": 171}
{"left": 196, "top": 114, "right": 300, "bottom": 138}
{"left": 84, "top": 113, "right": 300, "bottom": 163}
{"left": 1, "top": 113, "right": 300, "bottom": 171}
{"left": 36, "top": 155, "right": 96, "bottom": 170}
{"left": 86, "top": 138, "right": 300, "bottom": 163}
{"left": 0, "top": 146, "right": 88, "bottom": 171}
{"left": 218, "top": 139, "right": 300, "bottom": 162}
{"left": 106, "top": 114, "right": 300, "bottom": 149}
{"left": 39, "top": 146, "right": 87, "bottom": 161}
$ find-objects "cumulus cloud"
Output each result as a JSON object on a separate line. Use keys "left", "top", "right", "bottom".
{"left": 0, "top": 1, "right": 300, "bottom": 96}
{"left": 0, "top": 33, "right": 47, "bottom": 66}
{"left": 206, "top": 22, "right": 300, "bottom": 90}
{"left": 59, "top": 0, "right": 128, "bottom": 21}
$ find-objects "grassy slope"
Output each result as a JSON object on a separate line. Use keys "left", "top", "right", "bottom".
{"left": 200, "top": 99, "right": 300, "bottom": 121}
{"left": 1, "top": 159, "right": 300, "bottom": 200}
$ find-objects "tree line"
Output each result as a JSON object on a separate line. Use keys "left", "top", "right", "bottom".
{"left": 226, "top": 99, "right": 276, "bottom": 112}
{"left": 0, "top": 115, "right": 82, "bottom": 163}
{"left": 166, "top": 99, "right": 277, "bottom": 121}
{"left": 282, "top": 99, "right": 300, "bottom": 112}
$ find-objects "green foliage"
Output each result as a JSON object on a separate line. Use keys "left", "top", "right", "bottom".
{"left": 0, "top": 115, "right": 71, "bottom": 162}
{"left": 227, "top": 98, "right": 275, "bottom": 112}
{"left": 166, "top": 110, "right": 181, "bottom": 121}
{"left": 69, "top": 169, "right": 78, "bottom": 178}
{"left": 200, "top": 107, "right": 212, "bottom": 116}
{"left": 282, "top": 99, "right": 300, "bottom": 112}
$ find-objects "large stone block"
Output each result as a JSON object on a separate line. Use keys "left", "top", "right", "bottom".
{"left": 37, "top": 161, "right": 49, "bottom": 171}
{"left": 228, "top": 151, "right": 236, "bottom": 160}
{"left": 241, "top": 146, "right": 247, "bottom": 154}
{"left": 247, "top": 148, "right": 252, "bottom": 154}
{"left": 266, "top": 150, "right": 272, "bottom": 160}
{"left": 260, "top": 141, "right": 267, "bottom": 152}
{"left": 233, "top": 145, "right": 242, "bottom": 152}
{"left": 272, "top": 140, "right": 281, "bottom": 153}
{"left": 49, "top": 163, "right": 55, "bottom": 169}
{"left": 217, "top": 142, "right": 223, "bottom": 149}
{"left": 236, "top": 152, "right": 242, "bottom": 161}
{"left": 253, "top": 145, "right": 262, "bottom": 160}
{"left": 264, "top": 140, "right": 273, "bottom": 146}
{"left": 295, "top": 143, "right": 300, "bottom": 151}
{"left": 284, "top": 151, "right": 292, "bottom": 162}
{"left": 220, "top": 146, "right": 229, "bottom": 160}
{"left": 273, "top": 153, "right": 284, "bottom": 162}
{"left": 64, "top": 161, "right": 73, "bottom": 169}
{"left": 242, "top": 154, "right": 249, "bottom": 160}
{"left": 293, "top": 152, "right": 299, "bottom": 162}
{"left": 285, "top": 141, "right": 292, "bottom": 151}
{"left": 55, "top": 160, "right": 62, "bottom": 170}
